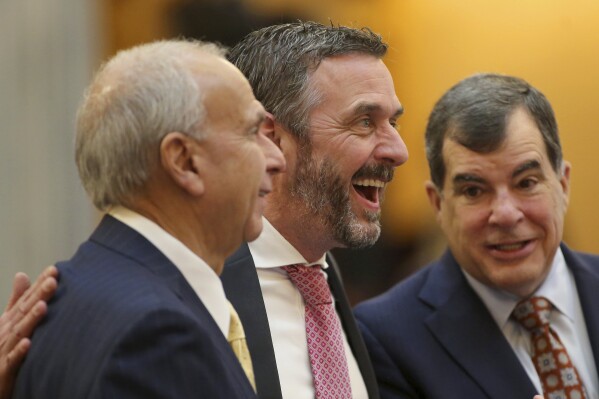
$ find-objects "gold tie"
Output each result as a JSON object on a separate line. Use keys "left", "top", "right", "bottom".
{"left": 227, "top": 301, "right": 256, "bottom": 391}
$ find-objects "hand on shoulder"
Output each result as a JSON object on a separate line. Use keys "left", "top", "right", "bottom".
{"left": 0, "top": 266, "right": 58, "bottom": 399}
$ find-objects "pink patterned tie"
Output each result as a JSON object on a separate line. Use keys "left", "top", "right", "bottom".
{"left": 283, "top": 264, "right": 353, "bottom": 399}
{"left": 512, "top": 296, "right": 587, "bottom": 399}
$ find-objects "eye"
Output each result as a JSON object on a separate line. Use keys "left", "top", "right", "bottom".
{"left": 390, "top": 120, "right": 400, "bottom": 131}
{"left": 518, "top": 177, "right": 538, "bottom": 190}
{"left": 461, "top": 185, "right": 483, "bottom": 198}
{"left": 358, "top": 118, "right": 372, "bottom": 128}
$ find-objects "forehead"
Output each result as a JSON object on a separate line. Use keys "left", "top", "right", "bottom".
{"left": 309, "top": 53, "right": 401, "bottom": 115}
{"left": 200, "top": 65, "right": 264, "bottom": 132}
{"left": 443, "top": 108, "right": 550, "bottom": 180}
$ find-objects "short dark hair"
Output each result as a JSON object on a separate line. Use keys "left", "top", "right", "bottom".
{"left": 228, "top": 21, "right": 388, "bottom": 141}
{"left": 425, "top": 73, "right": 562, "bottom": 188}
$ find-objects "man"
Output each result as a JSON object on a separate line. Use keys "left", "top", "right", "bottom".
{"left": 0, "top": 267, "right": 57, "bottom": 399}
{"left": 222, "top": 21, "right": 408, "bottom": 399}
{"left": 355, "top": 73, "right": 599, "bottom": 398}
{"left": 12, "top": 39, "right": 285, "bottom": 398}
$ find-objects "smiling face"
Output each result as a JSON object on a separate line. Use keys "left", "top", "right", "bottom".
{"left": 426, "top": 107, "right": 571, "bottom": 297}
{"left": 279, "top": 53, "right": 408, "bottom": 249}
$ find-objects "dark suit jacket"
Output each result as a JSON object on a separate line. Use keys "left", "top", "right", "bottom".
{"left": 354, "top": 244, "right": 599, "bottom": 399}
{"left": 13, "top": 215, "right": 256, "bottom": 399}
{"left": 221, "top": 243, "right": 380, "bottom": 399}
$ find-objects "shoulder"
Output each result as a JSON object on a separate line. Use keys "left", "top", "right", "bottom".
{"left": 355, "top": 261, "right": 434, "bottom": 317}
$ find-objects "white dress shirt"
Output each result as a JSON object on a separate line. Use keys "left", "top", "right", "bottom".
{"left": 464, "top": 248, "right": 599, "bottom": 398}
{"left": 248, "top": 217, "right": 368, "bottom": 399}
{"left": 109, "top": 206, "right": 230, "bottom": 337}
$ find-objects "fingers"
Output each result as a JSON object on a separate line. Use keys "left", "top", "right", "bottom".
{"left": 18, "top": 265, "right": 59, "bottom": 312}
{"left": 1, "top": 266, "right": 58, "bottom": 356}
{"left": 0, "top": 266, "right": 58, "bottom": 399}
{"left": 4, "top": 267, "right": 57, "bottom": 350}
{"left": 0, "top": 338, "right": 31, "bottom": 399}
{"left": 4, "top": 273, "right": 31, "bottom": 312}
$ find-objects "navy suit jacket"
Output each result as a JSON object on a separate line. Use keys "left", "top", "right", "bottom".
{"left": 221, "top": 243, "right": 380, "bottom": 399}
{"left": 13, "top": 215, "right": 256, "bottom": 399}
{"left": 354, "top": 244, "right": 599, "bottom": 399}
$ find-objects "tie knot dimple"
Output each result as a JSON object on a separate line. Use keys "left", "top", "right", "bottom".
{"left": 283, "top": 264, "right": 332, "bottom": 307}
{"left": 512, "top": 296, "right": 553, "bottom": 332}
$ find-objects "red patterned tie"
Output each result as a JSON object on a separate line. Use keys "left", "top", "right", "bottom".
{"left": 283, "top": 264, "right": 353, "bottom": 399}
{"left": 512, "top": 296, "right": 587, "bottom": 399}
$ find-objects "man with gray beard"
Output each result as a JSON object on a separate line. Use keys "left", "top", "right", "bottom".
{"left": 221, "top": 21, "right": 408, "bottom": 399}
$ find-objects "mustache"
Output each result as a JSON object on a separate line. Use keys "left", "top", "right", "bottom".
{"left": 352, "top": 163, "right": 395, "bottom": 182}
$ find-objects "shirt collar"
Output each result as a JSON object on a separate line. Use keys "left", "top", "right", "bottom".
{"left": 463, "top": 247, "right": 576, "bottom": 329}
{"left": 108, "top": 206, "right": 230, "bottom": 336}
{"left": 248, "top": 217, "right": 328, "bottom": 268}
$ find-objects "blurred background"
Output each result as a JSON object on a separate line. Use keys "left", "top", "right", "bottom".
{"left": 2, "top": 0, "right": 599, "bottom": 307}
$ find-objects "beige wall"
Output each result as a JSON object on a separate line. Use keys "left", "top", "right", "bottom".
{"left": 0, "top": 0, "right": 100, "bottom": 306}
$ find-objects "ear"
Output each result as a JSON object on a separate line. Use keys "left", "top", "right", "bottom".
{"left": 560, "top": 160, "right": 572, "bottom": 206}
{"left": 267, "top": 113, "right": 301, "bottom": 164}
{"left": 160, "top": 132, "right": 205, "bottom": 197}
{"left": 425, "top": 181, "right": 443, "bottom": 220}
{"left": 262, "top": 112, "right": 279, "bottom": 147}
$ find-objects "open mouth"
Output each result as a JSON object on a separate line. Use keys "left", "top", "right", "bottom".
{"left": 352, "top": 178, "right": 386, "bottom": 204}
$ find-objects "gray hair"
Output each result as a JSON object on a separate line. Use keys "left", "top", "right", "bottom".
{"left": 425, "top": 73, "right": 562, "bottom": 188}
{"left": 228, "top": 21, "right": 388, "bottom": 142}
{"left": 75, "top": 40, "right": 227, "bottom": 210}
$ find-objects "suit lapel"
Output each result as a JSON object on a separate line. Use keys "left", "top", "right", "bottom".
{"left": 325, "top": 252, "right": 380, "bottom": 399}
{"left": 90, "top": 215, "right": 187, "bottom": 298}
{"left": 421, "top": 251, "right": 537, "bottom": 398}
{"left": 222, "top": 244, "right": 283, "bottom": 399}
{"left": 562, "top": 244, "right": 599, "bottom": 370}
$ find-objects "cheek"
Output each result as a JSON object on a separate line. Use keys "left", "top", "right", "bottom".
{"left": 322, "top": 140, "right": 372, "bottom": 171}
{"left": 524, "top": 190, "right": 565, "bottom": 224}
{"left": 243, "top": 147, "right": 266, "bottom": 177}
{"left": 441, "top": 204, "right": 488, "bottom": 242}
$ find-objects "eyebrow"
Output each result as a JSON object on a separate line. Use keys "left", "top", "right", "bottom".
{"left": 351, "top": 102, "right": 404, "bottom": 119}
{"left": 452, "top": 159, "right": 542, "bottom": 186}
{"left": 512, "top": 159, "right": 541, "bottom": 177}
{"left": 452, "top": 173, "right": 485, "bottom": 186}
{"left": 249, "top": 110, "right": 266, "bottom": 130}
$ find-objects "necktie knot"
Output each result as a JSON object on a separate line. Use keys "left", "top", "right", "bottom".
{"left": 513, "top": 296, "right": 552, "bottom": 333}
{"left": 283, "top": 264, "right": 332, "bottom": 307}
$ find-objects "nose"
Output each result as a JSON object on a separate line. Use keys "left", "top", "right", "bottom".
{"left": 258, "top": 130, "right": 286, "bottom": 176}
{"left": 488, "top": 190, "right": 524, "bottom": 227}
{"left": 374, "top": 125, "right": 409, "bottom": 167}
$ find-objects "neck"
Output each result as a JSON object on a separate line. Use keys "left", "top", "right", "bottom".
{"left": 264, "top": 199, "right": 337, "bottom": 263}
{"left": 128, "top": 197, "right": 228, "bottom": 274}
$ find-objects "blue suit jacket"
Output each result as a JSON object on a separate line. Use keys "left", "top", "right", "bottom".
{"left": 13, "top": 215, "right": 256, "bottom": 399}
{"left": 221, "top": 243, "right": 380, "bottom": 399}
{"left": 354, "top": 244, "right": 599, "bottom": 399}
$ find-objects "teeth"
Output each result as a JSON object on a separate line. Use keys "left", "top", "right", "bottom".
{"left": 353, "top": 179, "right": 386, "bottom": 188}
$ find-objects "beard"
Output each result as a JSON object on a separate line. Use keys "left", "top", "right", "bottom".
{"left": 289, "top": 144, "right": 394, "bottom": 249}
